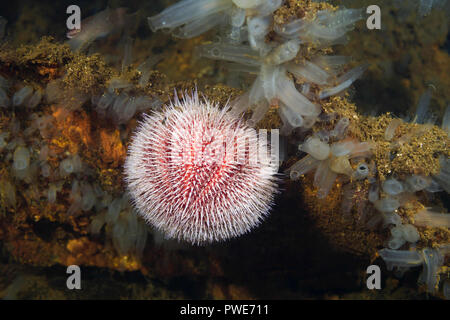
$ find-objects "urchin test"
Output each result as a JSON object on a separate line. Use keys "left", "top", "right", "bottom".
{"left": 124, "top": 92, "right": 280, "bottom": 245}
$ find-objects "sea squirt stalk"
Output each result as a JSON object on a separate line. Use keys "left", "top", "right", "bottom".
{"left": 124, "top": 91, "right": 279, "bottom": 245}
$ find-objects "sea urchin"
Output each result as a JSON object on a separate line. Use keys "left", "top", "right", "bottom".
{"left": 124, "top": 92, "right": 279, "bottom": 245}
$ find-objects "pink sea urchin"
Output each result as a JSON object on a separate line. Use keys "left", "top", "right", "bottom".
{"left": 124, "top": 92, "right": 278, "bottom": 245}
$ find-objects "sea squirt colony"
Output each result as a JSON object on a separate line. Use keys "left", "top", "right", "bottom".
{"left": 0, "top": 29, "right": 166, "bottom": 265}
